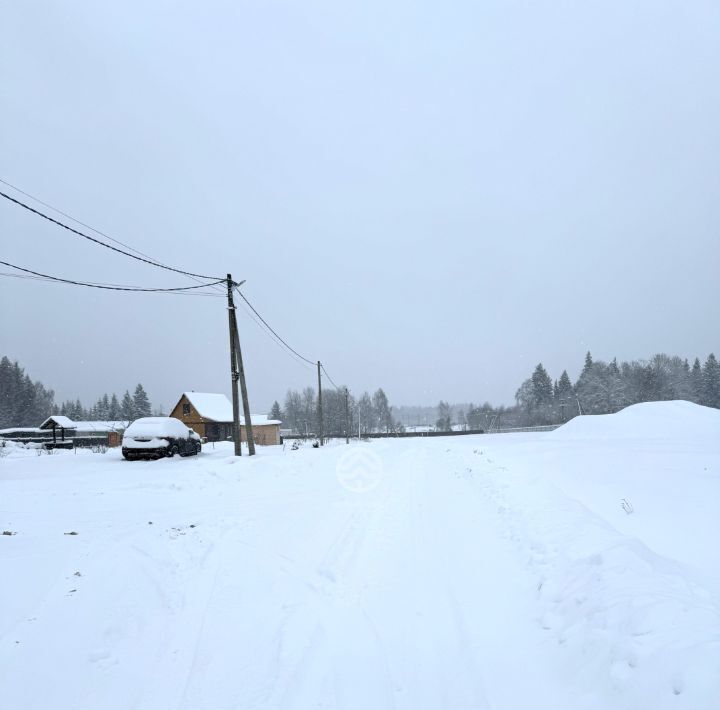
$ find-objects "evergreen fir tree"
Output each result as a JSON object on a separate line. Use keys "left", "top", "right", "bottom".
{"left": 691, "top": 358, "right": 703, "bottom": 403}
{"left": 132, "top": 384, "right": 152, "bottom": 418}
{"left": 108, "top": 393, "right": 121, "bottom": 420}
{"left": 702, "top": 354, "right": 720, "bottom": 408}
{"left": 269, "top": 401, "right": 283, "bottom": 422}
{"left": 100, "top": 393, "right": 111, "bottom": 419}
{"left": 121, "top": 390, "right": 134, "bottom": 420}
{"left": 531, "top": 363, "right": 553, "bottom": 407}
{"left": 557, "top": 370, "right": 573, "bottom": 399}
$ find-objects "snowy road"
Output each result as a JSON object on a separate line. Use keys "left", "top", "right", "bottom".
{"left": 1, "top": 402, "right": 719, "bottom": 709}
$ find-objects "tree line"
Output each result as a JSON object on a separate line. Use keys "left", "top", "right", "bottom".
{"left": 512, "top": 351, "right": 719, "bottom": 426}
{"left": 0, "top": 357, "right": 55, "bottom": 429}
{"left": 426, "top": 351, "right": 719, "bottom": 431}
{"left": 269, "top": 386, "right": 402, "bottom": 436}
{"left": 56, "top": 384, "right": 156, "bottom": 422}
{"left": 403, "top": 351, "right": 720, "bottom": 432}
{"left": 0, "top": 355, "right": 156, "bottom": 428}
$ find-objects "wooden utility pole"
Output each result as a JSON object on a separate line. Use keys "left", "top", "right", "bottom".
{"left": 230, "top": 303, "right": 256, "bottom": 455}
{"left": 344, "top": 387, "right": 350, "bottom": 444}
{"left": 317, "top": 360, "right": 324, "bottom": 446}
{"left": 226, "top": 274, "right": 242, "bottom": 456}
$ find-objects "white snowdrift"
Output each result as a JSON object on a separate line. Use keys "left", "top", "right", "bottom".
{"left": 549, "top": 399, "right": 720, "bottom": 441}
{"left": 0, "top": 400, "right": 718, "bottom": 709}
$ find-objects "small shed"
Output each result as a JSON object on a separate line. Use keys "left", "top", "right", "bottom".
{"left": 39, "top": 415, "right": 77, "bottom": 446}
{"left": 169, "top": 392, "right": 282, "bottom": 444}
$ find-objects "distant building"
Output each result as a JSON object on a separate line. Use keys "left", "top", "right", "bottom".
{"left": 0, "top": 417, "right": 127, "bottom": 448}
{"left": 169, "top": 392, "right": 282, "bottom": 445}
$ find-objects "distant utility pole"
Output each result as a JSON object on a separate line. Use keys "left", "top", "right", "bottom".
{"left": 230, "top": 301, "right": 255, "bottom": 456}
{"left": 344, "top": 387, "right": 350, "bottom": 444}
{"left": 317, "top": 361, "right": 324, "bottom": 446}
{"left": 226, "top": 274, "right": 242, "bottom": 456}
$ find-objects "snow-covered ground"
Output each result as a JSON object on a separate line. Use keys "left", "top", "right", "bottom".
{"left": 1, "top": 401, "right": 718, "bottom": 709}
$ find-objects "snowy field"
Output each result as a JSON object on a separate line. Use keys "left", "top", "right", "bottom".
{"left": 1, "top": 401, "right": 718, "bottom": 710}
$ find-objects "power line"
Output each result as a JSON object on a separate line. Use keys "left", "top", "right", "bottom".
{"left": 0, "top": 189, "right": 222, "bottom": 281}
{"left": 0, "top": 270, "right": 224, "bottom": 297}
{"left": 321, "top": 363, "right": 342, "bottom": 390}
{"left": 0, "top": 179, "right": 345, "bottom": 389}
{"left": 234, "top": 287, "right": 316, "bottom": 366}
{"left": 235, "top": 299, "right": 316, "bottom": 372}
{"left": 233, "top": 287, "right": 346, "bottom": 383}
{"left": 0, "top": 178, "right": 161, "bottom": 262}
{"left": 0, "top": 260, "right": 225, "bottom": 293}
{"left": 0, "top": 177, "right": 229, "bottom": 297}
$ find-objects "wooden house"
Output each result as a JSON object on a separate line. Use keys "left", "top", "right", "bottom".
{"left": 169, "top": 392, "right": 282, "bottom": 445}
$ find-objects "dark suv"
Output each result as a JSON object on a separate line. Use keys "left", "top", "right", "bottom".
{"left": 122, "top": 417, "right": 202, "bottom": 460}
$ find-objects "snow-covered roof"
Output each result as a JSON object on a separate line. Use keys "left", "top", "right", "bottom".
{"left": 247, "top": 415, "right": 282, "bottom": 426}
{"left": 183, "top": 392, "right": 233, "bottom": 421}
{"left": 182, "top": 392, "right": 280, "bottom": 425}
{"left": 39, "top": 415, "right": 76, "bottom": 430}
{"left": 72, "top": 421, "right": 128, "bottom": 432}
{"left": 38, "top": 417, "right": 128, "bottom": 432}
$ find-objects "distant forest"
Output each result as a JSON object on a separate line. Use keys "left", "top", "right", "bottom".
{"left": 0, "top": 356, "right": 158, "bottom": 428}
{"left": 272, "top": 351, "right": 719, "bottom": 435}
{"left": 2, "top": 350, "right": 717, "bottom": 433}
{"left": 397, "top": 351, "right": 720, "bottom": 431}
{"left": 270, "top": 387, "right": 400, "bottom": 437}
{"left": 509, "top": 351, "right": 720, "bottom": 426}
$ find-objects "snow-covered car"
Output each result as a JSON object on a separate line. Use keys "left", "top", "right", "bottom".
{"left": 122, "top": 417, "right": 202, "bottom": 460}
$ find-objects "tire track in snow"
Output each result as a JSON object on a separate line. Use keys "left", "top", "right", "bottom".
{"left": 407, "top": 445, "right": 490, "bottom": 710}
{"left": 273, "top": 488, "right": 398, "bottom": 710}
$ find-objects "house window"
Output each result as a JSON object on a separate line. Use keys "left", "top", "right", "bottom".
{"left": 182, "top": 403, "right": 191, "bottom": 415}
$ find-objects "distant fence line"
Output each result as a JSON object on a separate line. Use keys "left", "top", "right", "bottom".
{"left": 488, "top": 424, "right": 561, "bottom": 434}
{"left": 0, "top": 434, "right": 113, "bottom": 449}
{"left": 285, "top": 424, "right": 561, "bottom": 441}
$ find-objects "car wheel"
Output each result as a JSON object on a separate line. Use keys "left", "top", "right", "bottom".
{"left": 168, "top": 445, "right": 179, "bottom": 458}
{"left": 195, "top": 442, "right": 201, "bottom": 455}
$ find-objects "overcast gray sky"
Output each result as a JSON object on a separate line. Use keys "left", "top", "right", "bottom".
{"left": 2, "top": 0, "right": 719, "bottom": 413}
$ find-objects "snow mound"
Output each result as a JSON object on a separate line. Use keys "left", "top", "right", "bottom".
{"left": 550, "top": 400, "right": 720, "bottom": 441}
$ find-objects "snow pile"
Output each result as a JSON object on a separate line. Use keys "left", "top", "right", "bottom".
{"left": 486, "top": 471, "right": 720, "bottom": 708}
{"left": 550, "top": 400, "right": 720, "bottom": 442}
{"left": 0, "top": 440, "right": 70, "bottom": 459}
{"left": 477, "top": 400, "right": 720, "bottom": 708}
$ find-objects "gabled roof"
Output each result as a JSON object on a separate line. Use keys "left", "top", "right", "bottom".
{"left": 39, "top": 415, "right": 77, "bottom": 430}
{"left": 38, "top": 416, "right": 128, "bottom": 432}
{"left": 182, "top": 392, "right": 233, "bottom": 421}
{"left": 72, "top": 420, "right": 128, "bottom": 432}
{"left": 181, "top": 392, "right": 281, "bottom": 425}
